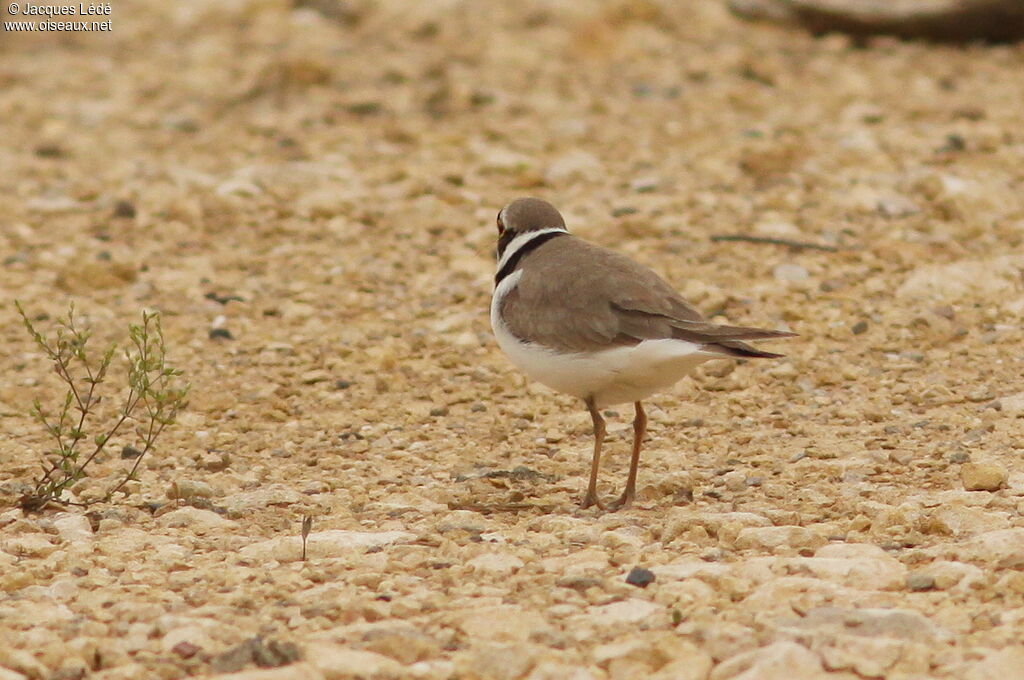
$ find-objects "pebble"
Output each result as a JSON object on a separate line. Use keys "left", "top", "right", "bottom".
{"left": 2, "top": 533, "right": 58, "bottom": 558}
{"left": 630, "top": 176, "right": 660, "bottom": 193}
{"left": 206, "top": 663, "right": 325, "bottom": 680}
{"left": 582, "top": 599, "right": 663, "bottom": 627}
{"left": 362, "top": 629, "right": 441, "bottom": 664}
{"left": 711, "top": 641, "right": 824, "bottom": 680}
{"left": 304, "top": 644, "right": 403, "bottom": 680}
{"left": 998, "top": 393, "right": 1024, "bottom": 417}
{"left": 962, "top": 647, "right": 1024, "bottom": 680}
{"left": 167, "top": 479, "right": 216, "bottom": 500}
{"left": 624, "top": 566, "right": 656, "bottom": 588}
{"left": 458, "top": 643, "right": 536, "bottom": 680}
{"left": 897, "top": 256, "right": 1024, "bottom": 302}
{"left": 960, "top": 528, "right": 1024, "bottom": 568}
{"left": 161, "top": 625, "right": 217, "bottom": 654}
{"left": 960, "top": 463, "right": 1007, "bottom": 491}
{"left": 55, "top": 261, "right": 137, "bottom": 292}
{"left": 158, "top": 507, "right": 237, "bottom": 530}
{"left": 772, "top": 263, "right": 809, "bottom": 283}
{"left": 454, "top": 606, "right": 551, "bottom": 643}
{"left": 467, "top": 553, "right": 525, "bottom": 575}
{"left": 733, "top": 526, "right": 826, "bottom": 552}
{"left": 877, "top": 194, "right": 919, "bottom": 218}
{"left": 906, "top": 572, "right": 937, "bottom": 592}
{"left": 210, "top": 637, "right": 301, "bottom": 674}
{"left": 52, "top": 513, "right": 93, "bottom": 542}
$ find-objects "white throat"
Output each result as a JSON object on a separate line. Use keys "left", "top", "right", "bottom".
{"left": 494, "top": 227, "right": 568, "bottom": 287}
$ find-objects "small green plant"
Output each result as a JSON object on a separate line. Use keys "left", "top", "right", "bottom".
{"left": 15, "top": 302, "right": 190, "bottom": 511}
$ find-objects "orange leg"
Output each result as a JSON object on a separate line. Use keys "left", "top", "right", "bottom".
{"left": 580, "top": 397, "right": 607, "bottom": 510}
{"left": 609, "top": 401, "right": 646, "bottom": 511}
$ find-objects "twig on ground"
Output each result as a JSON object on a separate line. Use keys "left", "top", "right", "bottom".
{"left": 710, "top": 234, "right": 839, "bottom": 252}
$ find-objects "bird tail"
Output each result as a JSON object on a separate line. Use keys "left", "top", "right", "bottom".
{"left": 703, "top": 340, "right": 787, "bottom": 359}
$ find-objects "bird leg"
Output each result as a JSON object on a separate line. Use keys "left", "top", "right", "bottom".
{"left": 580, "top": 397, "right": 607, "bottom": 510}
{"left": 608, "top": 401, "right": 646, "bottom": 511}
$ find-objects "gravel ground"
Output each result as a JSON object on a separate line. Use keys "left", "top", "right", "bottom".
{"left": 3, "top": 1, "right": 1024, "bottom": 679}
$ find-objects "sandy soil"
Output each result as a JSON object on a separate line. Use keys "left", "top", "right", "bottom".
{"left": 2, "top": 1, "right": 1024, "bottom": 678}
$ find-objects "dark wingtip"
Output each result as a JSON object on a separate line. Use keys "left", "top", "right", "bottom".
{"left": 707, "top": 340, "right": 789, "bottom": 359}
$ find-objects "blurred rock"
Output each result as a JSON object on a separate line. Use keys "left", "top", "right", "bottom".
{"left": 158, "top": 507, "right": 237, "bottom": 530}
{"left": 56, "top": 261, "right": 137, "bottom": 292}
{"left": 711, "top": 641, "right": 824, "bottom": 680}
{"left": 960, "top": 528, "right": 1024, "bottom": 567}
{"left": 467, "top": 552, "right": 525, "bottom": 575}
{"left": 897, "top": 256, "right": 1024, "bottom": 302}
{"left": 734, "top": 526, "right": 827, "bottom": 552}
{"left": 773, "top": 263, "right": 809, "bottom": 283}
{"left": 52, "top": 513, "right": 93, "bottom": 543}
{"left": 960, "top": 463, "right": 1007, "bottom": 491}
{"left": 305, "top": 644, "right": 402, "bottom": 680}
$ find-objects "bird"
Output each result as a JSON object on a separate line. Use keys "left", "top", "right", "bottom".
{"left": 489, "top": 197, "right": 794, "bottom": 511}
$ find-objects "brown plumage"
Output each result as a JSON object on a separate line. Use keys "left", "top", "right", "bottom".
{"left": 500, "top": 233, "right": 792, "bottom": 356}
{"left": 491, "top": 197, "right": 795, "bottom": 511}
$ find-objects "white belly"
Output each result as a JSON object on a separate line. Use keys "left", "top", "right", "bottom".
{"left": 491, "top": 273, "right": 713, "bottom": 407}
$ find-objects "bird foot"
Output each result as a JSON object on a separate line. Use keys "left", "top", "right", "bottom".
{"left": 604, "top": 491, "right": 634, "bottom": 512}
{"left": 580, "top": 490, "right": 635, "bottom": 512}
{"left": 579, "top": 490, "right": 607, "bottom": 511}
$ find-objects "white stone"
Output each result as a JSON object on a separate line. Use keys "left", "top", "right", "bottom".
{"left": 204, "top": 663, "right": 325, "bottom": 680}
{"left": 896, "top": 256, "right": 1024, "bottom": 302}
{"left": 999, "top": 393, "right": 1024, "bottom": 417}
{"left": 877, "top": 194, "right": 919, "bottom": 217}
{"left": 733, "top": 526, "right": 826, "bottom": 552}
{"left": 159, "top": 507, "right": 237, "bottom": 530}
{"left": 305, "top": 644, "right": 403, "bottom": 679}
{"left": 586, "top": 599, "right": 663, "bottom": 626}
{"left": 773, "top": 263, "right": 809, "bottom": 283}
{"left": 813, "top": 543, "right": 888, "bottom": 560}
{"left": 653, "top": 560, "right": 730, "bottom": 581}
{"left": 927, "top": 504, "right": 1010, "bottom": 535}
{"left": 453, "top": 606, "right": 552, "bottom": 643}
{"left": 52, "top": 512, "right": 93, "bottom": 542}
{"left": 754, "top": 220, "right": 801, "bottom": 237}
{"left": 460, "top": 643, "right": 537, "bottom": 680}
{"left": 650, "top": 641, "right": 714, "bottom": 680}
{"left": 711, "top": 641, "right": 826, "bottom": 680}
{"left": 819, "top": 634, "right": 902, "bottom": 677}
{"left": 467, "top": 552, "right": 525, "bottom": 575}
{"left": 782, "top": 555, "right": 905, "bottom": 590}
{"left": 525, "top": 660, "right": 599, "bottom": 680}
{"left": 741, "top": 577, "right": 847, "bottom": 613}
{"left": 960, "top": 528, "right": 1024, "bottom": 568}
{"left": 2, "top": 533, "right": 58, "bottom": 558}
{"left": 963, "top": 646, "right": 1024, "bottom": 680}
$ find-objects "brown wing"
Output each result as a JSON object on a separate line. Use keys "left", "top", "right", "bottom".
{"left": 500, "top": 236, "right": 794, "bottom": 355}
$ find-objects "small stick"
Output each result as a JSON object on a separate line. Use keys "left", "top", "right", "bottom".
{"left": 301, "top": 515, "right": 313, "bottom": 561}
{"left": 711, "top": 234, "right": 839, "bottom": 252}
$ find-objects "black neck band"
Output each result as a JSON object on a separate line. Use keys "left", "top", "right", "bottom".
{"left": 495, "top": 232, "right": 566, "bottom": 286}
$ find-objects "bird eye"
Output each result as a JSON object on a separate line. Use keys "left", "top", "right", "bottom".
{"left": 496, "top": 211, "right": 505, "bottom": 234}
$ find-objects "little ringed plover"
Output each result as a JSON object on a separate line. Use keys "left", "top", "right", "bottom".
{"left": 490, "top": 197, "right": 794, "bottom": 511}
